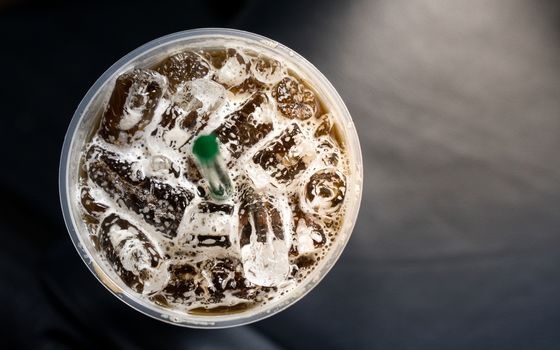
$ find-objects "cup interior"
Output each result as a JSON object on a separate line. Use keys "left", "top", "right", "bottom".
{"left": 59, "top": 28, "right": 363, "bottom": 328}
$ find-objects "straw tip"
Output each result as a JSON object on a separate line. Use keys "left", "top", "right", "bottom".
{"left": 192, "top": 134, "right": 219, "bottom": 163}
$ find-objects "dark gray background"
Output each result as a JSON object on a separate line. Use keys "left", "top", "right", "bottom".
{"left": 1, "top": 0, "right": 559, "bottom": 349}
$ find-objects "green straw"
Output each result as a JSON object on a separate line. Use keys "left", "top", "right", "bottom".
{"left": 192, "top": 134, "right": 233, "bottom": 200}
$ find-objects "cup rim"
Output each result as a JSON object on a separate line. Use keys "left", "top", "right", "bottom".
{"left": 59, "top": 28, "right": 363, "bottom": 328}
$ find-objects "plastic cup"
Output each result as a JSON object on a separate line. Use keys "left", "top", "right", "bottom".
{"left": 59, "top": 28, "right": 363, "bottom": 328}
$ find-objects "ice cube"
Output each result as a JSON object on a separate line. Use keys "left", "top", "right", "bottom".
{"left": 150, "top": 155, "right": 171, "bottom": 172}
{"left": 229, "top": 76, "right": 265, "bottom": 95}
{"left": 238, "top": 189, "right": 291, "bottom": 287}
{"left": 149, "top": 154, "right": 179, "bottom": 178}
{"left": 252, "top": 123, "right": 315, "bottom": 183}
{"left": 161, "top": 257, "right": 265, "bottom": 305}
{"left": 222, "top": 51, "right": 283, "bottom": 95}
{"left": 214, "top": 49, "right": 250, "bottom": 88}
{"left": 155, "top": 51, "right": 210, "bottom": 89}
{"left": 295, "top": 216, "right": 327, "bottom": 254}
{"left": 80, "top": 186, "right": 108, "bottom": 218}
{"left": 86, "top": 145, "right": 142, "bottom": 183}
{"left": 152, "top": 79, "right": 226, "bottom": 151}
{"left": 317, "top": 138, "right": 340, "bottom": 166}
{"left": 99, "top": 69, "right": 167, "bottom": 145}
{"left": 183, "top": 202, "right": 234, "bottom": 248}
{"left": 87, "top": 146, "right": 194, "bottom": 238}
{"left": 314, "top": 113, "right": 332, "bottom": 137}
{"left": 187, "top": 79, "right": 226, "bottom": 116}
{"left": 98, "top": 213, "right": 169, "bottom": 294}
{"left": 315, "top": 113, "right": 345, "bottom": 146}
{"left": 312, "top": 114, "right": 342, "bottom": 166}
{"left": 250, "top": 55, "right": 283, "bottom": 84}
{"left": 196, "top": 257, "right": 246, "bottom": 302}
{"left": 301, "top": 168, "right": 346, "bottom": 214}
{"left": 245, "top": 163, "right": 271, "bottom": 191}
{"left": 272, "top": 76, "right": 318, "bottom": 120}
{"left": 161, "top": 262, "right": 197, "bottom": 303}
{"left": 213, "top": 92, "right": 273, "bottom": 159}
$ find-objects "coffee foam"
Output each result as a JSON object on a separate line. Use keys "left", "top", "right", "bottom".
{"left": 79, "top": 44, "right": 351, "bottom": 312}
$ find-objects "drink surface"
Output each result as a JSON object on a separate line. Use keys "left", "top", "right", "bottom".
{"left": 78, "top": 45, "right": 351, "bottom": 314}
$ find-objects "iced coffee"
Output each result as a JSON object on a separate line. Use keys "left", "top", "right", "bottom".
{"left": 65, "top": 31, "right": 361, "bottom": 323}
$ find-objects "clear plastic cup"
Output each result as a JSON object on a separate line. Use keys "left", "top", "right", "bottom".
{"left": 59, "top": 28, "right": 363, "bottom": 328}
